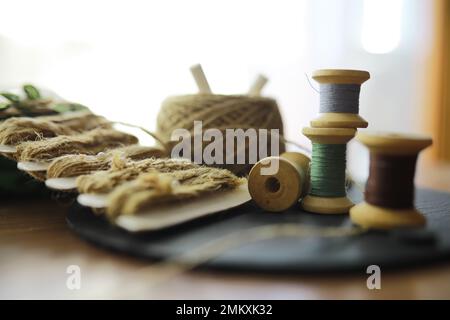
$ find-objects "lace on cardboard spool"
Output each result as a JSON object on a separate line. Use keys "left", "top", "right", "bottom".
{"left": 75, "top": 158, "right": 245, "bottom": 217}
{"left": 13, "top": 129, "right": 138, "bottom": 182}
{"left": 76, "top": 157, "right": 200, "bottom": 194}
{"left": 16, "top": 128, "right": 138, "bottom": 163}
{"left": 47, "top": 145, "right": 166, "bottom": 179}
{"left": 106, "top": 167, "right": 245, "bottom": 218}
{"left": 0, "top": 111, "right": 110, "bottom": 147}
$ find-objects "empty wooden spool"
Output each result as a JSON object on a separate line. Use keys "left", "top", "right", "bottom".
{"left": 248, "top": 152, "right": 310, "bottom": 212}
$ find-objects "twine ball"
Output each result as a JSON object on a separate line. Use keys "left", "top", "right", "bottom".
{"left": 156, "top": 94, "right": 285, "bottom": 175}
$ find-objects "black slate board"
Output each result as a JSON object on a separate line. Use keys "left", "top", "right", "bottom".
{"left": 66, "top": 188, "right": 450, "bottom": 273}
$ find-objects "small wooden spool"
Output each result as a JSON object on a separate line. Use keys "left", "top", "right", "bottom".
{"left": 350, "top": 132, "right": 432, "bottom": 229}
{"left": 311, "top": 69, "right": 369, "bottom": 129}
{"left": 248, "top": 152, "right": 310, "bottom": 212}
{"left": 301, "top": 127, "right": 356, "bottom": 214}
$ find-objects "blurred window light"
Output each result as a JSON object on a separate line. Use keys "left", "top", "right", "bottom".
{"left": 361, "top": 0, "right": 403, "bottom": 54}
{"left": 0, "top": 0, "right": 308, "bottom": 131}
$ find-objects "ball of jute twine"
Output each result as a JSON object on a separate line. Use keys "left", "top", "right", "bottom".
{"left": 154, "top": 94, "right": 286, "bottom": 176}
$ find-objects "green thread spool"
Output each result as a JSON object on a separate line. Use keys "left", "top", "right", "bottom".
{"left": 301, "top": 127, "right": 356, "bottom": 214}
{"left": 310, "top": 144, "right": 346, "bottom": 197}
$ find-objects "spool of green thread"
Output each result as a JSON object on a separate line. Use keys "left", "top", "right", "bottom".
{"left": 310, "top": 143, "right": 347, "bottom": 197}
{"left": 301, "top": 127, "right": 356, "bottom": 214}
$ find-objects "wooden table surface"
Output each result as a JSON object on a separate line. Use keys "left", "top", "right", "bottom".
{"left": 1, "top": 160, "right": 450, "bottom": 299}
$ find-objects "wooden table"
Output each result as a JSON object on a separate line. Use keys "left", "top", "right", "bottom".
{"left": 1, "top": 160, "right": 450, "bottom": 299}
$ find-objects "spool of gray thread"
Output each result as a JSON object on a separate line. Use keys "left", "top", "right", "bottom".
{"left": 319, "top": 84, "right": 361, "bottom": 114}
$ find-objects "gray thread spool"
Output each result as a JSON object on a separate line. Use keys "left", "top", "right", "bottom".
{"left": 311, "top": 69, "right": 370, "bottom": 128}
{"left": 319, "top": 84, "right": 361, "bottom": 114}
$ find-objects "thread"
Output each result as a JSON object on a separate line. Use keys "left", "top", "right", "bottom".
{"left": 156, "top": 94, "right": 285, "bottom": 175}
{"left": 311, "top": 69, "right": 369, "bottom": 128}
{"left": 16, "top": 128, "right": 138, "bottom": 162}
{"left": 305, "top": 73, "right": 319, "bottom": 93}
{"left": 350, "top": 132, "right": 432, "bottom": 229}
{"left": 365, "top": 154, "right": 417, "bottom": 208}
{"left": 310, "top": 143, "right": 347, "bottom": 197}
{"left": 111, "top": 224, "right": 366, "bottom": 297}
{"left": 107, "top": 167, "right": 245, "bottom": 218}
{"left": 319, "top": 84, "right": 360, "bottom": 113}
{"left": 47, "top": 145, "right": 165, "bottom": 178}
{"left": 0, "top": 111, "right": 110, "bottom": 146}
{"left": 301, "top": 127, "right": 355, "bottom": 214}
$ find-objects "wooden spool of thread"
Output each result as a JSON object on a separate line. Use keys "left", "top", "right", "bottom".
{"left": 248, "top": 152, "right": 310, "bottom": 212}
{"left": 301, "top": 127, "right": 356, "bottom": 214}
{"left": 311, "top": 69, "right": 369, "bottom": 128}
{"left": 350, "top": 132, "right": 432, "bottom": 229}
